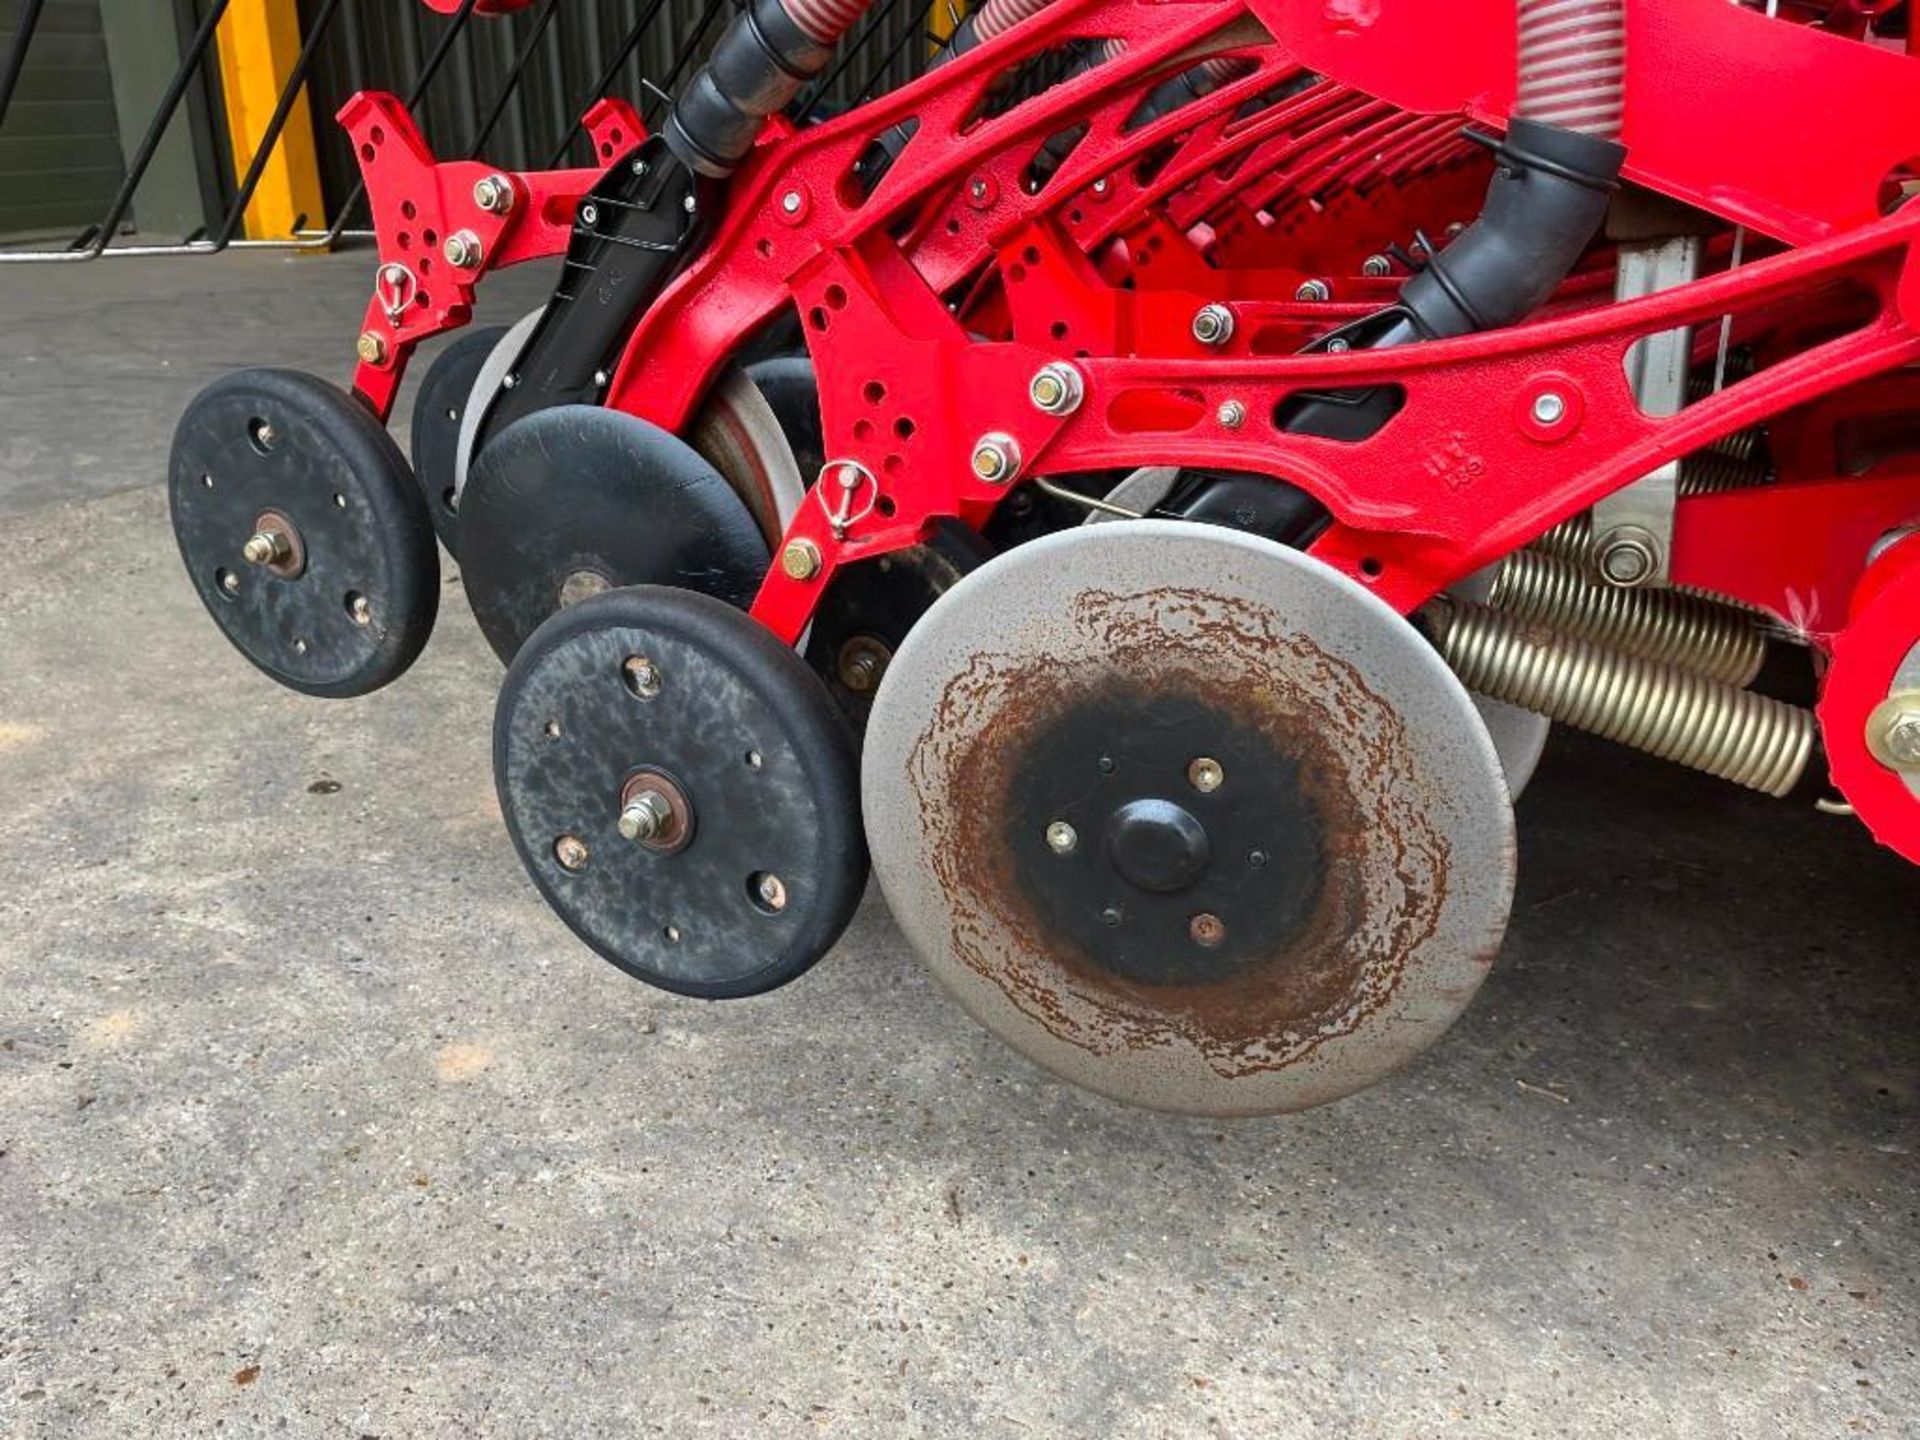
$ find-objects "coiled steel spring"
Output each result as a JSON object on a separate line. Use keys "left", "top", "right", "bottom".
{"left": 1434, "top": 602, "right": 1815, "bottom": 796}
{"left": 1487, "top": 549, "right": 1767, "bottom": 685}
{"left": 1533, "top": 451, "right": 1772, "bottom": 564}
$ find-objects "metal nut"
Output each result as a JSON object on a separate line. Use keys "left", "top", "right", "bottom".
{"left": 472, "top": 175, "right": 514, "bottom": 214}
{"left": 1187, "top": 757, "right": 1224, "bottom": 793}
{"left": 780, "top": 539, "right": 823, "bottom": 581}
{"left": 242, "top": 530, "right": 290, "bottom": 567}
{"left": 1028, "top": 362, "right": 1084, "bottom": 416}
{"left": 554, "top": 835, "right": 590, "bottom": 871}
{"left": 1361, "top": 254, "right": 1393, "bottom": 277}
{"left": 970, "top": 433, "right": 1022, "bottom": 485}
{"left": 1531, "top": 391, "right": 1568, "bottom": 426}
{"left": 356, "top": 331, "right": 388, "bottom": 365}
{"left": 1191, "top": 303, "right": 1235, "bottom": 347}
{"left": 1868, "top": 693, "right": 1920, "bottom": 772}
{"left": 618, "top": 790, "right": 675, "bottom": 843}
{"left": 443, "top": 229, "right": 483, "bottom": 269}
{"left": 1294, "top": 279, "right": 1331, "bottom": 302}
{"left": 1045, "top": 820, "right": 1078, "bottom": 854}
{"left": 1216, "top": 400, "right": 1246, "bottom": 430}
{"left": 1189, "top": 912, "right": 1226, "bottom": 947}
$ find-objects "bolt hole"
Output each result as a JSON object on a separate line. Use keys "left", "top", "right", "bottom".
{"left": 360, "top": 142, "right": 375, "bottom": 163}
{"left": 441, "top": 486, "right": 458, "bottom": 513}
{"left": 246, "top": 417, "right": 276, "bottom": 455}
{"left": 1049, "top": 321, "right": 1068, "bottom": 341}
{"left": 876, "top": 495, "right": 897, "bottom": 517}
{"left": 292, "top": 637, "right": 309, "bottom": 655}
{"left": 945, "top": 218, "right": 961, "bottom": 235}
{"left": 333, "top": 493, "right": 347, "bottom": 509}
{"left": 544, "top": 718, "right": 562, "bottom": 739}
{"left": 401, "top": 200, "right": 417, "bottom": 220}
{"left": 344, "top": 590, "right": 371, "bottom": 626}
{"left": 1007, "top": 262, "right": 1027, "bottom": 284}
{"left": 201, "top": 473, "right": 215, "bottom": 489}
{"left": 808, "top": 306, "right": 829, "bottom": 331}
{"left": 1359, "top": 557, "right": 1383, "bottom": 580}
{"left": 747, "top": 871, "right": 788, "bottom": 915}
{"left": 662, "top": 924, "right": 682, "bottom": 944}
{"left": 863, "top": 380, "right": 886, "bottom": 404}
{"left": 892, "top": 417, "right": 915, "bottom": 440}
{"left": 1022, "top": 245, "right": 1040, "bottom": 265}
{"left": 213, "top": 567, "right": 238, "bottom": 600}
{"left": 423, "top": 228, "right": 437, "bottom": 246}
{"left": 756, "top": 238, "right": 773, "bottom": 259}
{"left": 824, "top": 283, "right": 848, "bottom": 310}
{"left": 853, "top": 419, "right": 874, "bottom": 441}
{"left": 745, "top": 749, "right": 763, "bottom": 769}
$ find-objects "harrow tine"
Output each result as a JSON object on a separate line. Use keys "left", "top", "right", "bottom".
{"left": 0, "top": 0, "right": 50, "bottom": 136}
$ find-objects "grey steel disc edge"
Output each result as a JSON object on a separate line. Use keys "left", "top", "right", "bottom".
{"left": 860, "top": 519, "right": 1518, "bottom": 1116}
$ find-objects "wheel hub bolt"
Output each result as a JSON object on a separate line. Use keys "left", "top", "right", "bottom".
{"left": 619, "top": 790, "right": 675, "bottom": 843}
{"left": 1028, "top": 362, "right": 1084, "bottom": 416}
{"left": 1045, "top": 820, "right": 1078, "bottom": 854}
{"left": 1531, "top": 391, "right": 1567, "bottom": 426}
{"left": 1295, "top": 279, "right": 1331, "bottom": 302}
{"left": 554, "top": 835, "right": 590, "bottom": 871}
{"left": 1189, "top": 912, "right": 1226, "bottom": 947}
{"left": 971, "top": 433, "right": 1022, "bottom": 485}
{"left": 443, "top": 229, "right": 484, "bottom": 269}
{"left": 473, "top": 175, "right": 514, "bottom": 214}
{"left": 1191, "top": 303, "right": 1235, "bottom": 346}
{"left": 243, "top": 529, "right": 291, "bottom": 567}
{"left": 1187, "top": 757, "right": 1224, "bottom": 793}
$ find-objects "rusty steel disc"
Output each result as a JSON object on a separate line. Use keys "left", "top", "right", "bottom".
{"left": 861, "top": 521, "right": 1516, "bottom": 1116}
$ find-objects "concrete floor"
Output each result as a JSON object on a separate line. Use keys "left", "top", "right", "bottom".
{"left": 1, "top": 251, "right": 1917, "bottom": 1438}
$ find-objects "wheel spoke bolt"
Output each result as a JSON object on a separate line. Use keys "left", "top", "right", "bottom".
{"left": 1187, "top": 757, "right": 1224, "bottom": 793}
{"left": 1028, "top": 362, "right": 1084, "bottom": 416}
{"left": 1531, "top": 391, "right": 1567, "bottom": 426}
{"left": 971, "top": 434, "right": 1021, "bottom": 485}
{"left": 619, "top": 790, "right": 674, "bottom": 843}
{"left": 349, "top": 595, "right": 372, "bottom": 627}
{"left": 1190, "top": 912, "right": 1226, "bottom": 947}
{"left": 622, "top": 656, "right": 663, "bottom": 698}
{"left": 1045, "top": 820, "right": 1078, "bottom": 854}
{"left": 1191, "top": 303, "right": 1235, "bottom": 346}
{"left": 554, "top": 835, "right": 590, "bottom": 871}
{"left": 755, "top": 872, "right": 789, "bottom": 912}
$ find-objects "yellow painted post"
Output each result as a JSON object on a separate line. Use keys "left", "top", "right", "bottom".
{"left": 214, "top": 0, "right": 326, "bottom": 241}
{"left": 928, "top": 0, "right": 969, "bottom": 48}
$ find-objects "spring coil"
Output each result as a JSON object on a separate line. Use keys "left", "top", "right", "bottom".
{"left": 1487, "top": 549, "right": 1767, "bottom": 684}
{"left": 1531, "top": 451, "right": 1772, "bottom": 562}
{"left": 1435, "top": 603, "right": 1816, "bottom": 796}
{"left": 1687, "top": 370, "right": 1764, "bottom": 463}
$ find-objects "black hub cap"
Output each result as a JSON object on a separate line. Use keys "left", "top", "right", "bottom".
{"left": 1007, "top": 685, "right": 1324, "bottom": 988}
{"left": 493, "top": 585, "right": 867, "bottom": 998}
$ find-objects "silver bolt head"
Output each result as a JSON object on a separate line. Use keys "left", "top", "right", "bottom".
{"left": 1882, "top": 711, "right": 1920, "bottom": 768}
{"left": 1295, "top": 279, "right": 1331, "bottom": 302}
{"left": 554, "top": 835, "right": 590, "bottom": 871}
{"left": 1188, "top": 757, "right": 1224, "bottom": 793}
{"left": 756, "top": 872, "right": 789, "bottom": 911}
{"left": 580, "top": 203, "right": 599, "bottom": 226}
{"left": 1361, "top": 254, "right": 1392, "bottom": 277}
{"left": 682, "top": 193, "right": 697, "bottom": 213}
{"left": 1045, "top": 820, "right": 1078, "bottom": 854}
{"left": 349, "top": 595, "right": 372, "bottom": 627}
{"left": 242, "top": 531, "right": 283, "bottom": 566}
{"left": 473, "top": 175, "right": 514, "bottom": 214}
{"left": 971, "top": 433, "right": 1021, "bottom": 484}
{"left": 1191, "top": 303, "right": 1235, "bottom": 346}
{"left": 1216, "top": 400, "right": 1246, "bottom": 430}
{"left": 1531, "top": 391, "right": 1567, "bottom": 425}
{"left": 1028, "top": 362, "right": 1084, "bottom": 416}
{"left": 1091, "top": 178, "right": 1110, "bottom": 194}
{"left": 618, "top": 791, "right": 673, "bottom": 842}
{"left": 780, "top": 190, "right": 803, "bottom": 214}
{"left": 444, "top": 229, "right": 483, "bottom": 268}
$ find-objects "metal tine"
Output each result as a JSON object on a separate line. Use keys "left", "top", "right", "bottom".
{"left": 543, "top": 0, "right": 676, "bottom": 169}
{"left": 642, "top": 0, "right": 734, "bottom": 129}
{"left": 796, "top": 0, "right": 918, "bottom": 122}
{"left": 469, "top": 0, "right": 563, "bottom": 159}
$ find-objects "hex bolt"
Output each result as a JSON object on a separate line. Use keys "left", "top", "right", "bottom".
{"left": 1870, "top": 696, "right": 1920, "bottom": 771}
{"left": 1191, "top": 303, "right": 1235, "bottom": 347}
{"left": 1531, "top": 391, "right": 1568, "bottom": 426}
{"left": 969, "top": 177, "right": 990, "bottom": 201}
{"left": 1045, "top": 820, "right": 1078, "bottom": 854}
{"left": 1189, "top": 912, "right": 1226, "bottom": 947}
{"left": 1216, "top": 400, "right": 1247, "bottom": 430}
{"left": 622, "top": 656, "right": 663, "bottom": 698}
{"left": 1595, "top": 527, "right": 1659, "bottom": 588}
{"left": 219, "top": 570, "right": 241, "bottom": 595}
{"left": 780, "top": 190, "right": 804, "bottom": 215}
{"left": 1361, "top": 254, "right": 1393, "bottom": 277}
{"left": 1187, "top": 757, "right": 1224, "bottom": 793}
{"left": 1295, "top": 279, "right": 1332, "bottom": 302}
{"left": 755, "top": 872, "right": 789, "bottom": 912}
{"left": 242, "top": 529, "right": 290, "bottom": 567}
{"left": 971, "top": 433, "right": 1022, "bottom": 485}
{"left": 443, "top": 229, "right": 484, "bottom": 269}
{"left": 349, "top": 594, "right": 373, "bottom": 627}
{"left": 1091, "top": 177, "right": 1110, "bottom": 195}
{"left": 1028, "top": 362, "right": 1084, "bottom": 416}
{"left": 618, "top": 790, "right": 675, "bottom": 843}
{"left": 780, "top": 539, "right": 823, "bottom": 581}
{"left": 356, "top": 332, "right": 388, "bottom": 366}
{"left": 554, "top": 835, "right": 590, "bottom": 871}
{"left": 473, "top": 175, "right": 514, "bottom": 214}
{"left": 1100, "top": 906, "right": 1122, "bottom": 927}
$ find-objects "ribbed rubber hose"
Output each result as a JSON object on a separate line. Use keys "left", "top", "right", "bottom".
{"left": 972, "top": 0, "right": 1054, "bottom": 41}
{"left": 783, "top": 0, "right": 869, "bottom": 43}
{"left": 1515, "top": 0, "right": 1626, "bottom": 139}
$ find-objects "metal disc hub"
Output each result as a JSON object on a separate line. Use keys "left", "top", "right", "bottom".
{"left": 862, "top": 521, "right": 1516, "bottom": 1116}
{"left": 493, "top": 585, "right": 867, "bottom": 998}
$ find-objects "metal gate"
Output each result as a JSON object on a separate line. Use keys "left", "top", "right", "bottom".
{"left": 0, "top": 0, "right": 124, "bottom": 235}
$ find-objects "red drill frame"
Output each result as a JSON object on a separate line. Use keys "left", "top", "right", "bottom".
{"left": 340, "top": 0, "right": 1920, "bottom": 858}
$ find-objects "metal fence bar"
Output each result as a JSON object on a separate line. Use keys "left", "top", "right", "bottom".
{"left": 0, "top": 0, "right": 50, "bottom": 135}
